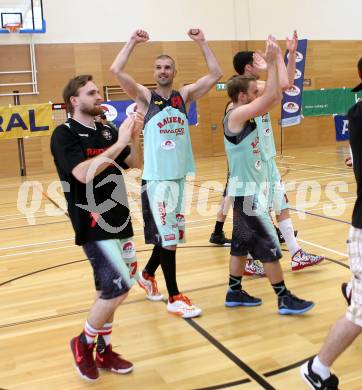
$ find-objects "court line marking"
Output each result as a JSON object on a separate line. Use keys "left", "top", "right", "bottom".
{"left": 0, "top": 246, "right": 348, "bottom": 389}
{"left": 0, "top": 190, "right": 356, "bottom": 226}
{"left": 0, "top": 221, "right": 234, "bottom": 258}
{"left": 0, "top": 216, "right": 232, "bottom": 252}
{"left": 194, "top": 378, "right": 251, "bottom": 389}
{"left": 0, "top": 245, "right": 77, "bottom": 259}
{"left": 0, "top": 238, "right": 74, "bottom": 251}
{"left": 0, "top": 249, "right": 346, "bottom": 389}
{"left": 297, "top": 238, "right": 348, "bottom": 258}
{"left": 186, "top": 319, "right": 275, "bottom": 390}
{"left": 289, "top": 207, "right": 351, "bottom": 225}
{"left": 278, "top": 160, "right": 351, "bottom": 172}
{"left": 277, "top": 166, "right": 351, "bottom": 178}
{"left": 1, "top": 155, "right": 351, "bottom": 388}
{"left": 0, "top": 220, "right": 67, "bottom": 232}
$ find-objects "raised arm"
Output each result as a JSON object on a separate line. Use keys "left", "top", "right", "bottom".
{"left": 179, "top": 29, "right": 223, "bottom": 103}
{"left": 123, "top": 112, "right": 144, "bottom": 169}
{"left": 110, "top": 30, "right": 151, "bottom": 111}
{"left": 228, "top": 39, "right": 280, "bottom": 132}
{"left": 285, "top": 30, "right": 298, "bottom": 87}
{"left": 253, "top": 31, "right": 297, "bottom": 93}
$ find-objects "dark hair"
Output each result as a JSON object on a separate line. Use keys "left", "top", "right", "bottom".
{"left": 63, "top": 75, "right": 93, "bottom": 115}
{"left": 358, "top": 57, "right": 362, "bottom": 78}
{"left": 227, "top": 75, "right": 256, "bottom": 102}
{"left": 233, "top": 51, "right": 254, "bottom": 75}
{"left": 155, "top": 54, "right": 176, "bottom": 68}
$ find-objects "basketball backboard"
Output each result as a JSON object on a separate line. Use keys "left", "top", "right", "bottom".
{"left": 0, "top": 0, "right": 45, "bottom": 33}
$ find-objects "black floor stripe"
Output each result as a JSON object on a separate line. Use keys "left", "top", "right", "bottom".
{"left": 0, "top": 245, "right": 227, "bottom": 287}
{"left": 324, "top": 257, "right": 349, "bottom": 269}
{"left": 0, "top": 259, "right": 86, "bottom": 287}
{"left": 186, "top": 319, "right": 276, "bottom": 390}
{"left": 193, "top": 378, "right": 251, "bottom": 390}
{"left": 0, "top": 246, "right": 348, "bottom": 388}
{"left": 263, "top": 356, "right": 313, "bottom": 377}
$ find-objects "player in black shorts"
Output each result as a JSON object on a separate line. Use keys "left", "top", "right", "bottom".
{"left": 223, "top": 37, "right": 314, "bottom": 314}
{"left": 51, "top": 75, "right": 143, "bottom": 381}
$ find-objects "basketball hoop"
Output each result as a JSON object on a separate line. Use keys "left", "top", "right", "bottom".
{"left": 4, "top": 23, "right": 22, "bottom": 33}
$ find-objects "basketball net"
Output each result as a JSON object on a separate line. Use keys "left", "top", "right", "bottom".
{"left": 4, "top": 23, "right": 22, "bottom": 33}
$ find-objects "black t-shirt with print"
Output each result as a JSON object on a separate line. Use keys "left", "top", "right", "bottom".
{"left": 50, "top": 118, "right": 133, "bottom": 245}
{"left": 348, "top": 101, "right": 362, "bottom": 228}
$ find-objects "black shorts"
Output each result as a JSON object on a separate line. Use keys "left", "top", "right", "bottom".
{"left": 230, "top": 196, "right": 282, "bottom": 263}
{"left": 82, "top": 238, "right": 137, "bottom": 299}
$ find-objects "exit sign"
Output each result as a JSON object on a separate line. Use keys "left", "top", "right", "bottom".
{"left": 216, "top": 83, "right": 226, "bottom": 91}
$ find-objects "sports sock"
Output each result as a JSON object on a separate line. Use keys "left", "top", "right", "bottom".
{"left": 278, "top": 218, "right": 300, "bottom": 256}
{"left": 159, "top": 247, "right": 179, "bottom": 297}
{"left": 311, "top": 355, "right": 331, "bottom": 380}
{"left": 97, "top": 322, "right": 112, "bottom": 352}
{"left": 271, "top": 280, "right": 287, "bottom": 297}
{"left": 229, "top": 274, "right": 242, "bottom": 291}
{"left": 144, "top": 245, "right": 161, "bottom": 276}
{"left": 98, "top": 322, "right": 112, "bottom": 345}
{"left": 83, "top": 320, "right": 99, "bottom": 344}
{"left": 214, "top": 221, "right": 224, "bottom": 235}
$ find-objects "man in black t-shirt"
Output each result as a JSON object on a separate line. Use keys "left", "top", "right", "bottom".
{"left": 300, "top": 57, "right": 362, "bottom": 390}
{"left": 51, "top": 75, "right": 143, "bottom": 382}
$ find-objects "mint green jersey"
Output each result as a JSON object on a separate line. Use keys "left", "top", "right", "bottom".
{"left": 224, "top": 111, "right": 268, "bottom": 197}
{"left": 142, "top": 91, "right": 195, "bottom": 180}
{"left": 257, "top": 112, "right": 276, "bottom": 161}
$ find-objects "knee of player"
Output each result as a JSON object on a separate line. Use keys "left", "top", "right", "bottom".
{"left": 102, "top": 288, "right": 130, "bottom": 307}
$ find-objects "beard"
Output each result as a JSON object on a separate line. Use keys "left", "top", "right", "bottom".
{"left": 80, "top": 104, "right": 103, "bottom": 117}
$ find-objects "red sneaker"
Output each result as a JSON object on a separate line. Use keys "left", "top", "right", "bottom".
{"left": 243, "top": 260, "right": 266, "bottom": 276}
{"left": 291, "top": 249, "right": 324, "bottom": 271}
{"left": 96, "top": 345, "right": 134, "bottom": 374}
{"left": 138, "top": 272, "right": 164, "bottom": 301}
{"left": 70, "top": 335, "right": 98, "bottom": 381}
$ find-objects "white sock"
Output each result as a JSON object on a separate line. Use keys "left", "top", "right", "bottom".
{"left": 278, "top": 218, "right": 300, "bottom": 256}
{"left": 98, "top": 322, "right": 113, "bottom": 346}
{"left": 346, "top": 282, "right": 352, "bottom": 298}
{"left": 84, "top": 320, "right": 99, "bottom": 344}
{"left": 311, "top": 355, "right": 331, "bottom": 380}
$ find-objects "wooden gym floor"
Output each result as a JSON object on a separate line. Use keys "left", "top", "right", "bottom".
{"left": 0, "top": 143, "right": 360, "bottom": 390}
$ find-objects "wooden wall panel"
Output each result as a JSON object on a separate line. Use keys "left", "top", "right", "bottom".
{"left": 23, "top": 137, "right": 44, "bottom": 172}
{"left": 73, "top": 43, "right": 103, "bottom": 86}
{"left": 0, "top": 45, "right": 34, "bottom": 106}
{"left": 0, "top": 40, "right": 361, "bottom": 176}
{"left": 0, "top": 140, "right": 20, "bottom": 177}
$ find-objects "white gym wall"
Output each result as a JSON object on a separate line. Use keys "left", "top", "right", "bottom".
{"left": 1, "top": 0, "right": 361, "bottom": 45}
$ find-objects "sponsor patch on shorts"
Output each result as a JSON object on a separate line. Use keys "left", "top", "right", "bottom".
{"left": 158, "top": 202, "right": 167, "bottom": 225}
{"left": 122, "top": 240, "right": 135, "bottom": 259}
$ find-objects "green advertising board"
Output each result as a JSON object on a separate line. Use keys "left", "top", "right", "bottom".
{"left": 302, "top": 88, "right": 362, "bottom": 116}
